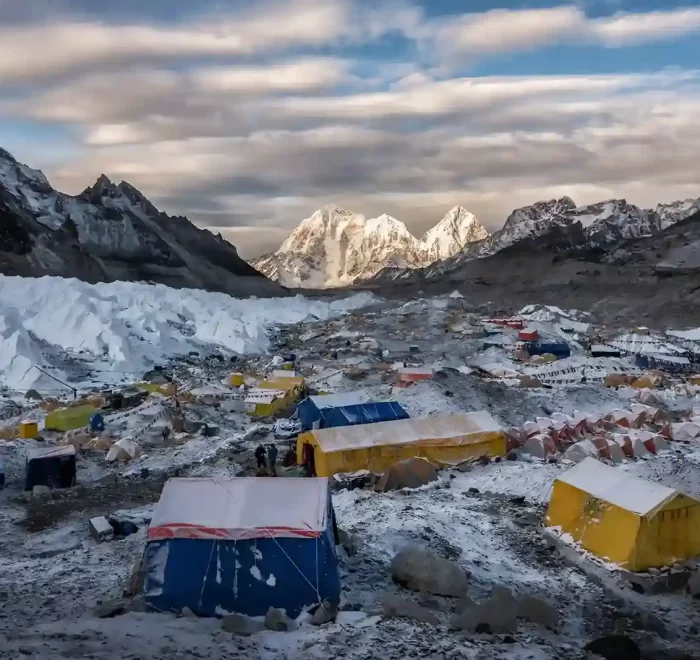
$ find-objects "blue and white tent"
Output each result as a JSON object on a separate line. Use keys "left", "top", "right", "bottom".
{"left": 143, "top": 477, "right": 340, "bottom": 618}
{"left": 296, "top": 393, "right": 410, "bottom": 432}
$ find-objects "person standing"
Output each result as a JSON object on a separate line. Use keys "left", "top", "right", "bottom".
{"left": 254, "top": 444, "right": 267, "bottom": 472}
{"left": 268, "top": 443, "right": 279, "bottom": 477}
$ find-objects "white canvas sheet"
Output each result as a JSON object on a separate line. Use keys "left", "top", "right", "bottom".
{"left": 307, "top": 412, "right": 502, "bottom": 454}
{"left": 557, "top": 457, "right": 677, "bottom": 515}
{"left": 309, "top": 392, "right": 368, "bottom": 409}
{"left": 148, "top": 477, "right": 329, "bottom": 541}
{"left": 28, "top": 444, "right": 76, "bottom": 460}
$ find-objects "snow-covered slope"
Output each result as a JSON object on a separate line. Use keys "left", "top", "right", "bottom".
{"left": 656, "top": 198, "right": 700, "bottom": 229}
{"left": 0, "top": 147, "right": 282, "bottom": 297}
{"left": 421, "top": 206, "right": 489, "bottom": 262}
{"left": 254, "top": 205, "right": 489, "bottom": 288}
{"left": 0, "top": 274, "right": 374, "bottom": 390}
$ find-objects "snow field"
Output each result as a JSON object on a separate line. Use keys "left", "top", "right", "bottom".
{"left": 0, "top": 275, "right": 374, "bottom": 390}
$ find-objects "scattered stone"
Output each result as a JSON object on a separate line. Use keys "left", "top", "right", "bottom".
{"left": 32, "top": 485, "right": 50, "bottom": 497}
{"left": 506, "top": 451, "right": 518, "bottom": 461}
{"left": 477, "top": 455, "right": 490, "bottom": 466}
{"left": 584, "top": 634, "right": 641, "bottom": 660}
{"left": 264, "top": 607, "right": 296, "bottom": 632}
{"left": 338, "top": 530, "right": 363, "bottom": 556}
{"left": 24, "top": 389, "right": 43, "bottom": 401}
{"left": 514, "top": 512, "right": 540, "bottom": 527}
{"left": 648, "top": 567, "right": 661, "bottom": 576}
{"left": 391, "top": 546, "right": 469, "bottom": 597}
{"left": 181, "top": 607, "right": 198, "bottom": 618}
{"left": 687, "top": 572, "right": 700, "bottom": 598}
{"left": 509, "top": 495, "right": 526, "bottom": 505}
{"left": 502, "top": 635, "right": 516, "bottom": 644}
{"left": 517, "top": 595, "right": 559, "bottom": 629}
{"left": 222, "top": 614, "right": 263, "bottom": 636}
{"left": 467, "top": 487, "right": 480, "bottom": 495}
{"left": 89, "top": 516, "right": 115, "bottom": 542}
{"left": 451, "top": 585, "right": 518, "bottom": 634}
{"left": 380, "top": 594, "right": 440, "bottom": 625}
{"left": 93, "top": 598, "right": 129, "bottom": 618}
{"left": 309, "top": 600, "right": 338, "bottom": 626}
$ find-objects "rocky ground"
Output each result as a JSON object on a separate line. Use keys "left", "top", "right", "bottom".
{"left": 1, "top": 294, "right": 700, "bottom": 659}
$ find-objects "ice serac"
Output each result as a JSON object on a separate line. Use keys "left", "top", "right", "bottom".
{"left": 253, "top": 204, "right": 488, "bottom": 288}
{"left": 0, "top": 147, "right": 284, "bottom": 297}
{"left": 421, "top": 206, "right": 489, "bottom": 261}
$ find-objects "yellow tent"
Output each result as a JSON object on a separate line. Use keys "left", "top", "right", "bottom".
{"left": 546, "top": 457, "right": 700, "bottom": 570}
{"left": 296, "top": 411, "right": 505, "bottom": 478}
{"left": 45, "top": 403, "right": 97, "bottom": 432}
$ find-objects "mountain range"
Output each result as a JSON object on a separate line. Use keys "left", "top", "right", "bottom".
{"left": 253, "top": 205, "right": 489, "bottom": 288}
{"left": 254, "top": 193, "right": 699, "bottom": 288}
{"left": 0, "top": 147, "right": 284, "bottom": 297}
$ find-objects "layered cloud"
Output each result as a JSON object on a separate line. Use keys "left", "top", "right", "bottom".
{"left": 1, "top": 0, "right": 699, "bottom": 258}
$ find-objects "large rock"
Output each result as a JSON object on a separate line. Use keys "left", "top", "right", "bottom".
{"left": 585, "top": 635, "right": 641, "bottom": 660}
{"left": 517, "top": 595, "right": 559, "bottom": 629}
{"left": 391, "top": 547, "right": 468, "bottom": 597}
{"left": 309, "top": 600, "right": 338, "bottom": 626}
{"left": 687, "top": 571, "right": 700, "bottom": 598}
{"left": 380, "top": 593, "right": 440, "bottom": 625}
{"left": 264, "top": 607, "right": 296, "bottom": 632}
{"left": 451, "top": 585, "right": 518, "bottom": 634}
{"left": 222, "top": 613, "right": 263, "bottom": 636}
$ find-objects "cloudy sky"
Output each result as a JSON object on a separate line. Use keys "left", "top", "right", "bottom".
{"left": 1, "top": 0, "right": 699, "bottom": 258}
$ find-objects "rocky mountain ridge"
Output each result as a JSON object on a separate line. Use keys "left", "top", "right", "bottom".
{"left": 0, "top": 147, "right": 284, "bottom": 297}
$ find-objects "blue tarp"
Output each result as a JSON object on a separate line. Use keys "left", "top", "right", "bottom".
{"left": 142, "top": 479, "right": 340, "bottom": 618}
{"left": 297, "top": 397, "right": 410, "bottom": 432}
{"left": 524, "top": 342, "right": 571, "bottom": 359}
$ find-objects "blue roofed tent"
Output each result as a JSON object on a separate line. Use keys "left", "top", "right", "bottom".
{"left": 296, "top": 393, "right": 410, "bottom": 432}
{"left": 143, "top": 477, "right": 340, "bottom": 618}
{"left": 525, "top": 342, "right": 571, "bottom": 359}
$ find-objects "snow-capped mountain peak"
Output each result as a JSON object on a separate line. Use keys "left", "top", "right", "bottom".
{"left": 421, "top": 206, "right": 489, "bottom": 261}
{"left": 254, "top": 204, "right": 488, "bottom": 288}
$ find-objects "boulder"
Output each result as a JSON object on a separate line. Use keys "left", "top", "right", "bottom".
{"left": 264, "top": 607, "right": 296, "bottom": 632}
{"left": 32, "top": 485, "right": 50, "bottom": 497}
{"left": 89, "top": 516, "right": 115, "bottom": 542}
{"left": 584, "top": 634, "right": 641, "bottom": 660}
{"left": 391, "top": 547, "right": 468, "bottom": 597}
{"left": 309, "top": 600, "right": 338, "bottom": 626}
{"left": 94, "top": 598, "right": 129, "bottom": 618}
{"left": 222, "top": 613, "right": 263, "bottom": 636}
{"left": 688, "top": 571, "right": 700, "bottom": 598}
{"left": 451, "top": 585, "right": 518, "bottom": 634}
{"left": 517, "top": 595, "right": 559, "bottom": 629}
{"left": 380, "top": 594, "right": 439, "bottom": 625}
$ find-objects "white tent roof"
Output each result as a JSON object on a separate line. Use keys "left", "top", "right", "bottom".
{"left": 556, "top": 457, "right": 679, "bottom": 516}
{"left": 148, "top": 477, "right": 330, "bottom": 541}
{"left": 308, "top": 392, "right": 368, "bottom": 409}
{"left": 28, "top": 445, "right": 76, "bottom": 460}
{"left": 306, "top": 411, "right": 501, "bottom": 454}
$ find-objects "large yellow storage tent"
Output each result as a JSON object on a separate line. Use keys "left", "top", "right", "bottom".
{"left": 296, "top": 411, "right": 505, "bottom": 477}
{"left": 546, "top": 457, "right": 700, "bottom": 570}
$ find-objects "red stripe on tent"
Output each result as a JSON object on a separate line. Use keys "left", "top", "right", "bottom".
{"left": 147, "top": 523, "right": 322, "bottom": 541}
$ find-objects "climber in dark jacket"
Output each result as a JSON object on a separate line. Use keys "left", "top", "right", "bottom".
{"left": 254, "top": 444, "right": 267, "bottom": 471}
{"left": 268, "top": 444, "right": 279, "bottom": 476}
